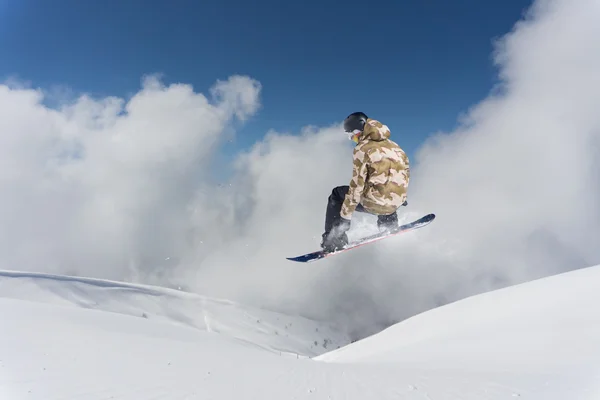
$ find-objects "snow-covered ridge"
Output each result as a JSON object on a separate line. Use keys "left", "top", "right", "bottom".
{"left": 0, "top": 269, "right": 350, "bottom": 357}
{"left": 317, "top": 263, "right": 600, "bottom": 375}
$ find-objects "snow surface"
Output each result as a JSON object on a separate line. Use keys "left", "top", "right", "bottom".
{"left": 2, "top": 266, "right": 600, "bottom": 399}
{"left": 0, "top": 270, "right": 350, "bottom": 357}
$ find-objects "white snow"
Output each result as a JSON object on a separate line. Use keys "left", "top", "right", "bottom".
{"left": 2, "top": 266, "right": 600, "bottom": 399}
{"left": 0, "top": 270, "right": 349, "bottom": 358}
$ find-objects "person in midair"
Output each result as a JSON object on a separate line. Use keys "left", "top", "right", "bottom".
{"left": 320, "top": 112, "right": 410, "bottom": 252}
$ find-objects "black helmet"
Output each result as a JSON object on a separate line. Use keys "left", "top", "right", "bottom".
{"left": 343, "top": 112, "right": 368, "bottom": 132}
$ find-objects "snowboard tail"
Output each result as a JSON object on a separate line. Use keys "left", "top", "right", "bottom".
{"left": 286, "top": 213, "right": 435, "bottom": 263}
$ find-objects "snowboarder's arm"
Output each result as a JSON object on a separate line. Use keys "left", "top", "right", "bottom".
{"left": 341, "top": 147, "right": 369, "bottom": 220}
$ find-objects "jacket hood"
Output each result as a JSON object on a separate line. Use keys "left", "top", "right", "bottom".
{"left": 360, "top": 118, "right": 390, "bottom": 142}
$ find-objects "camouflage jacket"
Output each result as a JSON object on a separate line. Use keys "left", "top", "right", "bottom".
{"left": 340, "top": 118, "right": 410, "bottom": 220}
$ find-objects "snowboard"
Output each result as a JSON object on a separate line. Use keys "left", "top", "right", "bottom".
{"left": 286, "top": 213, "right": 435, "bottom": 263}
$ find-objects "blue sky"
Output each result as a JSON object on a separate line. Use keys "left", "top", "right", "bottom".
{"left": 1, "top": 0, "right": 533, "bottom": 161}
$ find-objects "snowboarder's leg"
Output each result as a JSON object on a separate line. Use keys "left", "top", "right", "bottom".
{"left": 377, "top": 212, "right": 398, "bottom": 232}
{"left": 323, "top": 186, "right": 346, "bottom": 234}
{"left": 321, "top": 186, "right": 366, "bottom": 252}
{"left": 322, "top": 186, "right": 350, "bottom": 251}
{"left": 376, "top": 200, "right": 408, "bottom": 233}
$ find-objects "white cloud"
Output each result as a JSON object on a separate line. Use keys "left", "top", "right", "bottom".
{"left": 1, "top": 0, "right": 599, "bottom": 340}
{"left": 0, "top": 75, "right": 262, "bottom": 281}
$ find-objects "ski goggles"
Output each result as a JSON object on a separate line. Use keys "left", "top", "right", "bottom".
{"left": 346, "top": 129, "right": 362, "bottom": 143}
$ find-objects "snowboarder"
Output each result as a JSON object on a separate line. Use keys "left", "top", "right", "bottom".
{"left": 320, "top": 112, "right": 410, "bottom": 253}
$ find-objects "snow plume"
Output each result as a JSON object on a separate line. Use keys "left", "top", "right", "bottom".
{"left": 1, "top": 0, "right": 600, "bottom": 341}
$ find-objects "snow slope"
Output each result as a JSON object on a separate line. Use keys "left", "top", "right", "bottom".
{"left": 2, "top": 266, "right": 600, "bottom": 399}
{"left": 317, "top": 263, "right": 600, "bottom": 372}
{"left": 0, "top": 270, "right": 349, "bottom": 358}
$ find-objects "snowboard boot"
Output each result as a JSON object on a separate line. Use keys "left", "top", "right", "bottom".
{"left": 377, "top": 212, "right": 399, "bottom": 234}
{"left": 320, "top": 231, "right": 348, "bottom": 253}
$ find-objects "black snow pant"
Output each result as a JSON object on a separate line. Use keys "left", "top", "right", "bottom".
{"left": 324, "top": 185, "right": 400, "bottom": 236}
